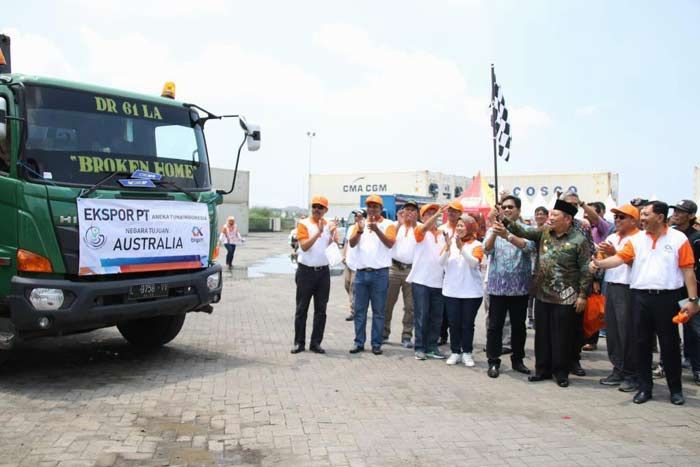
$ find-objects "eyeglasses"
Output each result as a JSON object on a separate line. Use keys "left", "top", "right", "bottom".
{"left": 501, "top": 205, "right": 516, "bottom": 210}
{"left": 613, "top": 214, "right": 628, "bottom": 220}
{"left": 311, "top": 204, "right": 325, "bottom": 210}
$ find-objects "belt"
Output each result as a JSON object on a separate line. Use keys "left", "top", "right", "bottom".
{"left": 635, "top": 289, "right": 676, "bottom": 295}
{"left": 298, "top": 263, "right": 329, "bottom": 272}
{"left": 392, "top": 259, "right": 412, "bottom": 270}
{"left": 358, "top": 267, "right": 389, "bottom": 272}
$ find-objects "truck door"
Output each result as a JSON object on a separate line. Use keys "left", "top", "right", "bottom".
{"left": 0, "top": 91, "right": 19, "bottom": 297}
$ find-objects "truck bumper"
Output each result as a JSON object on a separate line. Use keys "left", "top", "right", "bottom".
{"left": 7, "top": 265, "right": 223, "bottom": 335}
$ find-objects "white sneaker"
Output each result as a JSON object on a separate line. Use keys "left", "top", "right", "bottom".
{"left": 462, "top": 352, "right": 475, "bottom": 367}
{"left": 446, "top": 353, "right": 462, "bottom": 365}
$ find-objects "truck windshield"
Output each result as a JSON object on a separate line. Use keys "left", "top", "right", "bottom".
{"left": 21, "top": 85, "right": 210, "bottom": 190}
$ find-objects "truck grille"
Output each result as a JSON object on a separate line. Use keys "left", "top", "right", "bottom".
{"left": 54, "top": 225, "right": 80, "bottom": 274}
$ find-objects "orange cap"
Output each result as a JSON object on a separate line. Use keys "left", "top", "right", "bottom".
{"left": 420, "top": 203, "right": 440, "bottom": 217}
{"left": 610, "top": 204, "right": 639, "bottom": 220}
{"left": 310, "top": 195, "right": 329, "bottom": 209}
{"left": 365, "top": 194, "right": 383, "bottom": 207}
{"left": 448, "top": 200, "right": 463, "bottom": 212}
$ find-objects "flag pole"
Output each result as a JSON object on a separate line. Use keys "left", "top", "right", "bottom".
{"left": 490, "top": 64, "right": 499, "bottom": 205}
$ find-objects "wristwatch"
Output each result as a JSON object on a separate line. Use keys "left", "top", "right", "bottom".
{"left": 689, "top": 297, "right": 698, "bottom": 304}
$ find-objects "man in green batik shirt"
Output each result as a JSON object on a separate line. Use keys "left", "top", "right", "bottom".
{"left": 491, "top": 199, "right": 592, "bottom": 388}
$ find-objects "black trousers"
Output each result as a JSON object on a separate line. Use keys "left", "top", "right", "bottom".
{"left": 633, "top": 289, "right": 683, "bottom": 394}
{"left": 486, "top": 294, "right": 529, "bottom": 366}
{"left": 294, "top": 264, "right": 330, "bottom": 347}
{"left": 534, "top": 300, "right": 576, "bottom": 380}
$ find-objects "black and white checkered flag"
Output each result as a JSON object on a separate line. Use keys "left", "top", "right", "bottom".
{"left": 491, "top": 68, "right": 511, "bottom": 161}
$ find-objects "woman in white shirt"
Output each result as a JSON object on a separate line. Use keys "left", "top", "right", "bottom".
{"left": 220, "top": 216, "right": 243, "bottom": 270}
{"left": 441, "top": 215, "right": 484, "bottom": 367}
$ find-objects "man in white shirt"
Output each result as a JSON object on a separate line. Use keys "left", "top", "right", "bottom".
{"left": 592, "top": 204, "right": 640, "bottom": 392}
{"left": 594, "top": 201, "right": 699, "bottom": 405}
{"left": 291, "top": 195, "right": 337, "bottom": 355}
{"left": 383, "top": 201, "right": 419, "bottom": 347}
{"left": 348, "top": 194, "right": 397, "bottom": 355}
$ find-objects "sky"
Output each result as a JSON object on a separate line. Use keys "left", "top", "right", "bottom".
{"left": 3, "top": 0, "right": 699, "bottom": 207}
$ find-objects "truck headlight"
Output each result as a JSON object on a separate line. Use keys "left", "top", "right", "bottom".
{"left": 207, "top": 272, "right": 221, "bottom": 290}
{"left": 29, "top": 288, "right": 64, "bottom": 311}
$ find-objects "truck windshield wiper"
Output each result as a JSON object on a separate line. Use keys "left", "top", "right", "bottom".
{"left": 78, "top": 170, "right": 131, "bottom": 198}
{"left": 156, "top": 178, "right": 198, "bottom": 201}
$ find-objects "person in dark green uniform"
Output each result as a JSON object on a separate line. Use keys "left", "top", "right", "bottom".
{"left": 491, "top": 199, "right": 592, "bottom": 387}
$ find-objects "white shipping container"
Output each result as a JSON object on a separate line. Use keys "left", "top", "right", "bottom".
{"left": 309, "top": 170, "right": 471, "bottom": 216}
{"left": 484, "top": 172, "right": 619, "bottom": 205}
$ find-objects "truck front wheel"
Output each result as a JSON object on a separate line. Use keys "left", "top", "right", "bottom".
{"left": 117, "top": 313, "right": 186, "bottom": 348}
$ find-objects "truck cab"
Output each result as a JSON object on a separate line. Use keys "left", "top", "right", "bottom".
{"left": 0, "top": 46, "right": 259, "bottom": 361}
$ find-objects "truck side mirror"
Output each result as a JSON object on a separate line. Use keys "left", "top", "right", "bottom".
{"left": 246, "top": 123, "right": 260, "bottom": 152}
{"left": 0, "top": 97, "right": 7, "bottom": 143}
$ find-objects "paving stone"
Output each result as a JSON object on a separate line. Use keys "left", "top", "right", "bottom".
{"left": 2, "top": 233, "right": 700, "bottom": 466}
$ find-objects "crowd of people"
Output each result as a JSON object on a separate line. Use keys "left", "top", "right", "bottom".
{"left": 290, "top": 191, "right": 700, "bottom": 406}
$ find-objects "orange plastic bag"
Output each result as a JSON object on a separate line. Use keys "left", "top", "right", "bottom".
{"left": 583, "top": 293, "right": 606, "bottom": 338}
{"left": 673, "top": 311, "right": 689, "bottom": 324}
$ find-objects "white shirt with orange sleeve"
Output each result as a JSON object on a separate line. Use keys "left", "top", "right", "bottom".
{"left": 296, "top": 218, "right": 331, "bottom": 267}
{"left": 406, "top": 223, "right": 445, "bottom": 288}
{"left": 350, "top": 217, "right": 397, "bottom": 270}
{"left": 615, "top": 227, "right": 695, "bottom": 290}
{"left": 441, "top": 238, "right": 484, "bottom": 299}
{"left": 392, "top": 223, "right": 417, "bottom": 264}
{"left": 603, "top": 227, "right": 639, "bottom": 285}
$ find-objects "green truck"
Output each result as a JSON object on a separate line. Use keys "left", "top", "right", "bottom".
{"left": 0, "top": 34, "right": 260, "bottom": 363}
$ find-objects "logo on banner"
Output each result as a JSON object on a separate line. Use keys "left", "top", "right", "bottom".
{"left": 84, "top": 226, "right": 106, "bottom": 249}
{"left": 191, "top": 226, "right": 204, "bottom": 243}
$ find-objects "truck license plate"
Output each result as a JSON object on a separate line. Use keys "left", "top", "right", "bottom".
{"left": 128, "top": 283, "right": 169, "bottom": 300}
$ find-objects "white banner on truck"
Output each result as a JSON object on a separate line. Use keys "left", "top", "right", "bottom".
{"left": 77, "top": 198, "right": 210, "bottom": 275}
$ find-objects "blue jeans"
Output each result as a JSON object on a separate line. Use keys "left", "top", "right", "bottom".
{"left": 353, "top": 268, "right": 389, "bottom": 349}
{"left": 445, "top": 296, "right": 483, "bottom": 354}
{"left": 412, "top": 283, "right": 444, "bottom": 352}
{"left": 224, "top": 244, "right": 236, "bottom": 266}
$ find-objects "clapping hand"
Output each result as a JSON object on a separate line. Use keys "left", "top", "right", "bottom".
{"left": 597, "top": 241, "right": 616, "bottom": 258}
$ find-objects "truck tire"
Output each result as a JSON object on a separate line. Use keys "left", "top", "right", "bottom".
{"left": 117, "top": 313, "right": 186, "bottom": 348}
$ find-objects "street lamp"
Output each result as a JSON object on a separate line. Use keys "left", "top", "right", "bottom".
{"left": 306, "top": 131, "right": 316, "bottom": 209}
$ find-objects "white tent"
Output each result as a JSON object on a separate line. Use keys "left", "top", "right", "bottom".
{"left": 604, "top": 193, "right": 617, "bottom": 222}
{"left": 520, "top": 195, "right": 535, "bottom": 220}
{"left": 530, "top": 192, "right": 548, "bottom": 217}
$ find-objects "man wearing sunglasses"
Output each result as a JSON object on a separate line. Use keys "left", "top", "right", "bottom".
{"left": 592, "top": 204, "right": 640, "bottom": 392}
{"left": 291, "top": 195, "right": 337, "bottom": 355}
{"left": 484, "top": 195, "right": 535, "bottom": 378}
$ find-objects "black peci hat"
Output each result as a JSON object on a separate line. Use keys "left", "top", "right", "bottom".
{"left": 553, "top": 199, "right": 578, "bottom": 217}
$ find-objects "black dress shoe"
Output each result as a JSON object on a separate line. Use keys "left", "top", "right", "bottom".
{"left": 310, "top": 345, "right": 326, "bottom": 354}
{"left": 372, "top": 347, "right": 383, "bottom": 355}
{"left": 670, "top": 392, "right": 685, "bottom": 405}
{"left": 528, "top": 374, "right": 551, "bottom": 382}
{"left": 694, "top": 372, "right": 700, "bottom": 386}
{"left": 512, "top": 362, "right": 531, "bottom": 375}
{"left": 571, "top": 363, "right": 586, "bottom": 377}
{"left": 290, "top": 344, "right": 305, "bottom": 354}
{"left": 633, "top": 391, "right": 652, "bottom": 404}
{"left": 556, "top": 378, "right": 570, "bottom": 388}
{"left": 349, "top": 346, "right": 364, "bottom": 354}
{"left": 487, "top": 365, "right": 499, "bottom": 378}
